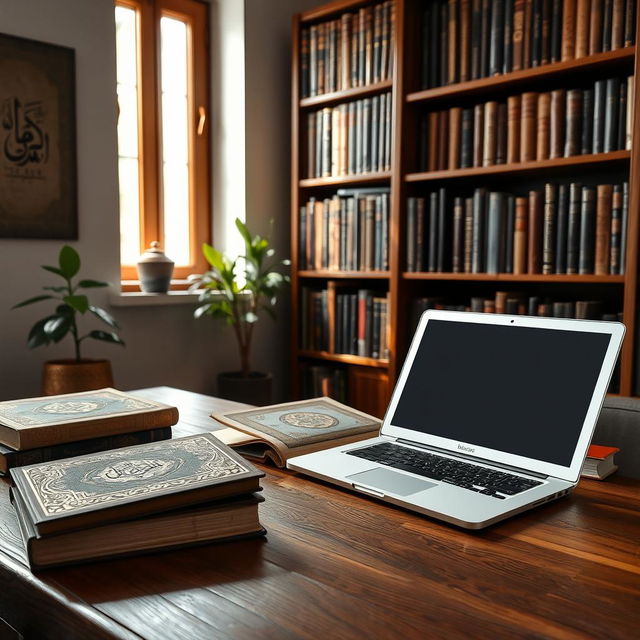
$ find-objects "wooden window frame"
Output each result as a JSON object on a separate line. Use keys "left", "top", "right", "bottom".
{"left": 116, "top": 0, "right": 211, "bottom": 287}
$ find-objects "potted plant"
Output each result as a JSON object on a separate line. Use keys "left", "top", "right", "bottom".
{"left": 13, "top": 245, "right": 125, "bottom": 395}
{"left": 190, "top": 218, "right": 289, "bottom": 405}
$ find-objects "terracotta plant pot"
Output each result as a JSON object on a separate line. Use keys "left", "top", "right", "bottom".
{"left": 217, "top": 371, "right": 272, "bottom": 406}
{"left": 41, "top": 359, "right": 114, "bottom": 396}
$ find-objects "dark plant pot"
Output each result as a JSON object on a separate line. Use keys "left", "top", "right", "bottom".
{"left": 217, "top": 371, "right": 272, "bottom": 406}
{"left": 42, "top": 359, "right": 114, "bottom": 396}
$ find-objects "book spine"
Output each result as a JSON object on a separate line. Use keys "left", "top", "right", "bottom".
{"left": 453, "top": 196, "right": 465, "bottom": 273}
{"left": 523, "top": 0, "right": 533, "bottom": 68}
{"left": 431, "top": 0, "right": 442, "bottom": 86}
{"left": 542, "top": 183, "right": 557, "bottom": 274}
{"left": 449, "top": 107, "right": 462, "bottom": 169}
{"left": 486, "top": 192, "right": 505, "bottom": 273}
{"left": 624, "top": 0, "right": 637, "bottom": 46}
{"left": 626, "top": 76, "right": 634, "bottom": 151}
{"left": 496, "top": 102, "right": 508, "bottom": 164}
{"left": 437, "top": 188, "right": 449, "bottom": 272}
{"left": 540, "top": 0, "right": 552, "bottom": 63}
{"left": 581, "top": 87, "right": 594, "bottom": 154}
{"left": 555, "top": 184, "right": 569, "bottom": 274}
{"left": 504, "top": 0, "right": 514, "bottom": 72}
{"left": 464, "top": 197, "right": 474, "bottom": 272}
{"left": 428, "top": 111, "right": 439, "bottom": 171}
{"left": 617, "top": 78, "right": 627, "bottom": 151}
{"left": 448, "top": 0, "right": 459, "bottom": 84}
{"left": 610, "top": 184, "right": 622, "bottom": 274}
{"left": 415, "top": 196, "right": 425, "bottom": 272}
{"left": 604, "top": 77, "right": 620, "bottom": 152}
{"left": 480, "top": 0, "right": 492, "bottom": 77}
{"left": 441, "top": 2, "right": 449, "bottom": 85}
{"left": 520, "top": 92, "right": 538, "bottom": 162}
{"left": 566, "top": 183, "right": 582, "bottom": 274}
{"left": 536, "top": 92, "right": 551, "bottom": 160}
{"left": 460, "top": 107, "right": 474, "bottom": 167}
{"left": 620, "top": 181, "right": 629, "bottom": 274}
{"left": 528, "top": 189, "right": 543, "bottom": 273}
{"left": 592, "top": 79, "right": 606, "bottom": 154}
{"left": 602, "top": 0, "right": 613, "bottom": 51}
{"left": 473, "top": 103, "right": 485, "bottom": 167}
{"left": 579, "top": 186, "right": 596, "bottom": 274}
{"left": 561, "top": 0, "right": 576, "bottom": 60}
{"left": 438, "top": 110, "right": 449, "bottom": 170}
{"left": 472, "top": 188, "right": 487, "bottom": 272}
{"left": 550, "top": 0, "right": 563, "bottom": 61}
{"left": 490, "top": 0, "right": 505, "bottom": 75}
{"left": 504, "top": 195, "right": 515, "bottom": 272}
{"left": 595, "top": 184, "right": 613, "bottom": 274}
{"left": 512, "top": 0, "right": 525, "bottom": 71}
{"left": 575, "top": 0, "right": 590, "bottom": 58}
{"left": 429, "top": 192, "right": 439, "bottom": 272}
{"left": 589, "top": 0, "right": 603, "bottom": 54}
{"left": 549, "top": 89, "right": 566, "bottom": 159}
{"left": 460, "top": 0, "right": 472, "bottom": 81}
{"left": 564, "top": 88, "right": 583, "bottom": 156}
{"left": 507, "top": 95, "right": 521, "bottom": 163}
{"left": 483, "top": 101, "right": 498, "bottom": 166}
{"left": 531, "top": 0, "right": 542, "bottom": 66}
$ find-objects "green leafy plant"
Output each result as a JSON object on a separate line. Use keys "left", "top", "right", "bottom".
{"left": 190, "top": 218, "right": 289, "bottom": 377}
{"left": 13, "top": 245, "right": 125, "bottom": 361}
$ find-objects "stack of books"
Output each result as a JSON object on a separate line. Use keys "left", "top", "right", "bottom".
{"left": 0, "top": 388, "right": 179, "bottom": 476}
{"left": 9, "top": 432, "right": 265, "bottom": 570}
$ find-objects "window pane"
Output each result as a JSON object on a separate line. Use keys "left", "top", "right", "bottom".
{"left": 160, "top": 15, "right": 191, "bottom": 266}
{"left": 119, "top": 158, "right": 141, "bottom": 265}
{"left": 115, "top": 4, "right": 141, "bottom": 267}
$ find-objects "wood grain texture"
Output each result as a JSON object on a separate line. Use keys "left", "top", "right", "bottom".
{"left": 1, "top": 388, "right": 639, "bottom": 640}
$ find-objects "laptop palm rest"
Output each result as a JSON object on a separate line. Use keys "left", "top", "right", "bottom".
{"left": 347, "top": 468, "right": 437, "bottom": 496}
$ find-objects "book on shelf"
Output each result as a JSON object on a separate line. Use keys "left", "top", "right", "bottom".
{"left": 0, "top": 426, "right": 172, "bottom": 476}
{"left": 404, "top": 181, "right": 628, "bottom": 275}
{"left": 212, "top": 397, "right": 380, "bottom": 468}
{"left": 305, "top": 92, "right": 392, "bottom": 178}
{"left": 418, "top": 0, "right": 636, "bottom": 89}
{"left": 581, "top": 444, "right": 619, "bottom": 479}
{"left": 416, "top": 75, "right": 634, "bottom": 172}
{"left": 11, "top": 489, "right": 264, "bottom": 571}
{"left": 9, "top": 432, "right": 264, "bottom": 537}
{"left": 301, "top": 364, "right": 348, "bottom": 403}
{"left": 300, "top": 0, "right": 395, "bottom": 99}
{"left": 0, "top": 388, "right": 179, "bottom": 450}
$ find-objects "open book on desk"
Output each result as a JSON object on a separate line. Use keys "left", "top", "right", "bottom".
{"left": 211, "top": 397, "right": 381, "bottom": 468}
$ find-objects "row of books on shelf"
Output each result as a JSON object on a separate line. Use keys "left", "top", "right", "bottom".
{"left": 406, "top": 182, "right": 628, "bottom": 276}
{"left": 305, "top": 92, "right": 392, "bottom": 178}
{"left": 299, "top": 189, "right": 390, "bottom": 271}
{"left": 300, "top": 0, "right": 395, "bottom": 98}
{"left": 417, "top": 76, "right": 633, "bottom": 172}
{"left": 419, "top": 0, "right": 636, "bottom": 90}
{"left": 300, "top": 287, "right": 390, "bottom": 360}
{"left": 301, "top": 364, "right": 348, "bottom": 403}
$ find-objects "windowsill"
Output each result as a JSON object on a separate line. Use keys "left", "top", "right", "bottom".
{"left": 111, "top": 280, "right": 201, "bottom": 306}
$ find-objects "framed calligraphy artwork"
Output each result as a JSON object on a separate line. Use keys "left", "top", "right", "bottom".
{"left": 0, "top": 33, "right": 77, "bottom": 239}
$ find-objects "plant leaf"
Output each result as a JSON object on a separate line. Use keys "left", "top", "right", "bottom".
{"left": 42, "top": 286, "right": 69, "bottom": 293}
{"left": 59, "top": 245, "right": 80, "bottom": 279}
{"left": 41, "top": 265, "right": 65, "bottom": 277}
{"left": 88, "top": 305, "right": 119, "bottom": 328}
{"left": 87, "top": 330, "right": 125, "bottom": 346}
{"left": 79, "top": 279, "right": 109, "bottom": 288}
{"left": 64, "top": 295, "right": 89, "bottom": 314}
{"left": 44, "top": 316, "right": 72, "bottom": 343}
{"left": 27, "top": 317, "right": 54, "bottom": 349}
{"left": 235, "top": 218, "right": 252, "bottom": 246}
{"left": 12, "top": 295, "right": 53, "bottom": 309}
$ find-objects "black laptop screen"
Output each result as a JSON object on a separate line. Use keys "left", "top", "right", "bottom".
{"left": 390, "top": 320, "right": 612, "bottom": 467}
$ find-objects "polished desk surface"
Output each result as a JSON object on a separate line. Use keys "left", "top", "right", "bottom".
{"left": 0, "top": 386, "right": 638, "bottom": 640}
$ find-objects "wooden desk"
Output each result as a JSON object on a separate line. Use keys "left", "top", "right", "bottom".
{"left": 0, "top": 387, "right": 638, "bottom": 640}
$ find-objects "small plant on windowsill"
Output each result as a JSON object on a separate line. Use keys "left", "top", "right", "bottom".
{"left": 189, "top": 218, "right": 289, "bottom": 405}
{"left": 12, "top": 245, "right": 125, "bottom": 395}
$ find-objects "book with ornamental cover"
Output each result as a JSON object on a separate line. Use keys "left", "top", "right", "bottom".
{"left": 10, "top": 432, "right": 263, "bottom": 536}
{"left": 212, "top": 397, "right": 381, "bottom": 468}
{"left": 0, "top": 388, "right": 179, "bottom": 450}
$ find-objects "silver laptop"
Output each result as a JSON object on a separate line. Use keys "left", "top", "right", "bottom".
{"left": 287, "top": 310, "right": 625, "bottom": 529}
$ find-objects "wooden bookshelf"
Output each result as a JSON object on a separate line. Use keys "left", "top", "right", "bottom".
{"left": 291, "top": 0, "right": 640, "bottom": 414}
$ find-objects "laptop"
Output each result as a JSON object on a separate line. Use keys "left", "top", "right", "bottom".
{"left": 287, "top": 310, "right": 625, "bottom": 529}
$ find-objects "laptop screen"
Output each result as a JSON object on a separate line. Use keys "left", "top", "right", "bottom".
{"left": 390, "top": 320, "right": 612, "bottom": 467}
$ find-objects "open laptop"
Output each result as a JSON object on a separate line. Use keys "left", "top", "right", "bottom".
{"left": 287, "top": 310, "right": 625, "bottom": 529}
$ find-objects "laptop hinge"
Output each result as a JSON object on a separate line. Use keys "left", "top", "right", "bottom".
{"left": 395, "top": 438, "right": 549, "bottom": 479}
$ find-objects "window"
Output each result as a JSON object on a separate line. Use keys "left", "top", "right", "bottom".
{"left": 115, "top": 0, "right": 210, "bottom": 287}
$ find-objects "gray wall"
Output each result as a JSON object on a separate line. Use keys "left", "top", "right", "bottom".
{"left": 0, "top": 0, "right": 315, "bottom": 402}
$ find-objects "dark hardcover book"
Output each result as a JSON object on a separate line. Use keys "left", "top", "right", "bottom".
{"left": 496, "top": 102, "right": 508, "bottom": 164}
{"left": 473, "top": 103, "right": 485, "bottom": 167}
{"left": 604, "top": 77, "right": 621, "bottom": 152}
{"left": 335, "top": 294, "right": 344, "bottom": 353}
{"left": 405, "top": 196, "right": 416, "bottom": 272}
{"left": 472, "top": 188, "right": 487, "bottom": 272}
{"left": 448, "top": 0, "right": 459, "bottom": 84}
{"left": 520, "top": 92, "right": 538, "bottom": 161}
{"left": 620, "top": 181, "right": 628, "bottom": 274}
{"left": 555, "top": 184, "right": 569, "bottom": 273}
{"left": 429, "top": 191, "right": 439, "bottom": 272}
{"left": 561, "top": 0, "right": 576, "bottom": 60}
{"left": 504, "top": 195, "right": 515, "bottom": 273}
{"left": 309, "top": 25, "right": 318, "bottom": 97}
{"left": 550, "top": 0, "right": 562, "bottom": 61}
{"left": 540, "top": 0, "right": 552, "bottom": 63}
{"left": 384, "top": 91, "right": 392, "bottom": 170}
{"left": 449, "top": 107, "right": 462, "bottom": 169}
{"left": 513, "top": 196, "right": 528, "bottom": 274}
{"left": 483, "top": 101, "right": 498, "bottom": 166}
{"left": 567, "top": 183, "right": 582, "bottom": 273}
{"left": 595, "top": 184, "right": 613, "bottom": 275}
{"left": 487, "top": 192, "right": 506, "bottom": 273}
{"left": 503, "top": 0, "right": 514, "bottom": 72}
{"left": 610, "top": 184, "right": 622, "bottom": 274}
{"left": 317, "top": 22, "right": 326, "bottom": 95}
{"left": 381, "top": 193, "right": 390, "bottom": 270}
{"left": 624, "top": 0, "right": 637, "bottom": 46}
{"left": 471, "top": 0, "right": 483, "bottom": 79}
{"left": 522, "top": 0, "right": 533, "bottom": 67}
{"left": 0, "top": 427, "right": 172, "bottom": 476}
{"left": 579, "top": 186, "right": 596, "bottom": 274}
{"left": 441, "top": 2, "right": 449, "bottom": 85}
{"left": 480, "top": 0, "right": 492, "bottom": 76}
{"left": 464, "top": 197, "right": 474, "bottom": 272}
{"left": 581, "top": 88, "right": 594, "bottom": 154}
{"left": 528, "top": 189, "right": 543, "bottom": 273}
{"left": 460, "top": 0, "right": 472, "bottom": 81}
{"left": 421, "top": 6, "right": 432, "bottom": 89}
{"left": 371, "top": 95, "right": 380, "bottom": 172}
{"left": 321, "top": 107, "right": 331, "bottom": 177}
{"left": 564, "top": 88, "right": 583, "bottom": 156}
{"left": 617, "top": 79, "right": 627, "bottom": 151}
{"left": 371, "top": 298, "right": 381, "bottom": 359}
{"left": 412, "top": 197, "right": 425, "bottom": 272}
{"left": 542, "top": 183, "right": 557, "bottom": 274}
{"left": 362, "top": 98, "right": 371, "bottom": 173}
{"left": 460, "top": 107, "right": 474, "bottom": 167}
{"left": 431, "top": 0, "right": 441, "bottom": 86}
{"left": 602, "top": 0, "right": 613, "bottom": 51}
{"left": 438, "top": 110, "right": 449, "bottom": 170}
{"left": 437, "top": 188, "right": 449, "bottom": 272}
{"left": 592, "top": 79, "right": 606, "bottom": 154}
{"left": 512, "top": 0, "right": 525, "bottom": 70}
{"left": 453, "top": 197, "right": 465, "bottom": 272}
{"left": 531, "top": 0, "right": 542, "bottom": 66}
{"left": 490, "top": 0, "right": 505, "bottom": 74}
{"left": 9, "top": 433, "right": 264, "bottom": 537}
{"left": 589, "top": 0, "right": 603, "bottom": 54}
{"left": 549, "top": 89, "right": 566, "bottom": 159}
{"left": 373, "top": 3, "right": 382, "bottom": 83}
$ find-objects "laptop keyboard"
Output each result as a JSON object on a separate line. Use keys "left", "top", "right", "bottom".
{"left": 346, "top": 442, "right": 543, "bottom": 499}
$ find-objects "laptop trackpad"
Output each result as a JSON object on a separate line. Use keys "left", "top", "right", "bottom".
{"left": 347, "top": 467, "right": 437, "bottom": 496}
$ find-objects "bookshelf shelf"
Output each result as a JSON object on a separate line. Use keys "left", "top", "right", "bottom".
{"left": 300, "top": 270, "right": 391, "bottom": 279}
{"left": 406, "top": 47, "right": 636, "bottom": 105}
{"left": 300, "top": 172, "right": 392, "bottom": 188}
{"left": 301, "top": 79, "right": 393, "bottom": 109}
{"left": 299, "top": 350, "right": 390, "bottom": 368}
{"left": 405, "top": 151, "right": 631, "bottom": 183}
{"left": 403, "top": 273, "right": 626, "bottom": 284}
